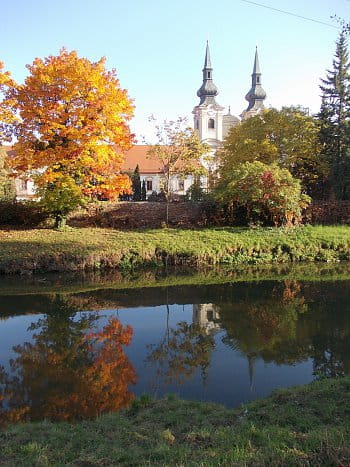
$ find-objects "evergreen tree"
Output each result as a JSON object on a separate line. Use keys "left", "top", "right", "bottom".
{"left": 131, "top": 165, "right": 141, "bottom": 201}
{"left": 141, "top": 179, "right": 147, "bottom": 201}
{"left": 318, "top": 33, "right": 350, "bottom": 199}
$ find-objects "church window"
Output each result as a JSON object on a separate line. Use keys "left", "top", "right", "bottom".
{"left": 208, "top": 118, "right": 215, "bottom": 129}
{"left": 208, "top": 71, "right": 211, "bottom": 79}
{"left": 257, "top": 76, "right": 260, "bottom": 83}
{"left": 178, "top": 180, "right": 185, "bottom": 191}
{"left": 196, "top": 120, "right": 199, "bottom": 129}
{"left": 146, "top": 179, "right": 153, "bottom": 191}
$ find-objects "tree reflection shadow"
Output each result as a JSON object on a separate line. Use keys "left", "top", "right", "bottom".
{"left": 146, "top": 321, "right": 215, "bottom": 387}
{"left": 0, "top": 295, "right": 136, "bottom": 425}
{"left": 217, "top": 280, "right": 350, "bottom": 381}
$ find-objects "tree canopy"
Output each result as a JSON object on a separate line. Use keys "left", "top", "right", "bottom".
{"left": 147, "top": 116, "right": 209, "bottom": 223}
{"left": 7, "top": 49, "right": 134, "bottom": 225}
{"left": 0, "top": 61, "right": 16, "bottom": 143}
{"left": 218, "top": 107, "right": 325, "bottom": 196}
{"left": 147, "top": 117, "right": 209, "bottom": 196}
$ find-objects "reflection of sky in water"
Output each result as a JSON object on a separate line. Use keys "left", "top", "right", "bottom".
{"left": 0, "top": 315, "right": 38, "bottom": 372}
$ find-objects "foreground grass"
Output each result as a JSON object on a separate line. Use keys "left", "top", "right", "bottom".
{"left": 1, "top": 378, "right": 350, "bottom": 466}
{"left": 1, "top": 225, "right": 350, "bottom": 274}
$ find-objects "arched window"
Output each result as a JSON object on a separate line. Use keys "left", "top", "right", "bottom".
{"left": 208, "top": 118, "right": 215, "bottom": 129}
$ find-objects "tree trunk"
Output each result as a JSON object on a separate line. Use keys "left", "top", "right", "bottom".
{"left": 55, "top": 214, "right": 66, "bottom": 230}
{"left": 166, "top": 200, "right": 169, "bottom": 227}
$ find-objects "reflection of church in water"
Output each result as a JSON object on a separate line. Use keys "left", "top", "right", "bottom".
{"left": 192, "top": 303, "right": 256, "bottom": 389}
{"left": 192, "top": 303, "right": 221, "bottom": 334}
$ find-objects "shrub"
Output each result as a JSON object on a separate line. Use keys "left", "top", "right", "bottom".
{"left": 147, "top": 190, "right": 167, "bottom": 202}
{"left": 0, "top": 200, "right": 49, "bottom": 227}
{"left": 215, "top": 161, "right": 311, "bottom": 227}
{"left": 37, "top": 174, "right": 85, "bottom": 229}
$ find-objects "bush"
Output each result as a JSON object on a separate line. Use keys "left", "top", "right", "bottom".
{"left": 147, "top": 190, "right": 167, "bottom": 202}
{"left": 186, "top": 179, "right": 205, "bottom": 201}
{"left": 0, "top": 200, "right": 49, "bottom": 227}
{"left": 215, "top": 161, "right": 311, "bottom": 227}
{"left": 37, "top": 174, "right": 85, "bottom": 229}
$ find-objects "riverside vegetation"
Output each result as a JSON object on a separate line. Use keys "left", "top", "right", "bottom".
{"left": 0, "top": 225, "right": 350, "bottom": 274}
{"left": 1, "top": 377, "right": 350, "bottom": 465}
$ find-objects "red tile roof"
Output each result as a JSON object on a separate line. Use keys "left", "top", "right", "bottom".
{"left": 2, "top": 145, "right": 202, "bottom": 174}
{"left": 121, "top": 145, "right": 163, "bottom": 174}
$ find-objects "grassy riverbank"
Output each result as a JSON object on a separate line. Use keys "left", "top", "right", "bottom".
{"left": 1, "top": 377, "right": 350, "bottom": 465}
{"left": 1, "top": 225, "right": 350, "bottom": 274}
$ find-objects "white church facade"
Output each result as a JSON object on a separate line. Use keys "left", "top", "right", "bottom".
{"left": 193, "top": 42, "right": 266, "bottom": 154}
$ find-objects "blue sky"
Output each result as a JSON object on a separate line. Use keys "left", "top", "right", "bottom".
{"left": 1, "top": 0, "right": 349, "bottom": 141}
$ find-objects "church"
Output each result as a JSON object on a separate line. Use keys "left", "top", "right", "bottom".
{"left": 122, "top": 42, "right": 267, "bottom": 198}
{"left": 193, "top": 42, "right": 267, "bottom": 153}
{"left": 6, "top": 43, "right": 267, "bottom": 200}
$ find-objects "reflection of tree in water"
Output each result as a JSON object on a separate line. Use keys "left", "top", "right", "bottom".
{"left": 311, "top": 312, "right": 350, "bottom": 379}
{"left": 218, "top": 280, "right": 350, "bottom": 381}
{"left": 0, "top": 295, "right": 136, "bottom": 425}
{"left": 219, "top": 281, "right": 310, "bottom": 370}
{"left": 146, "top": 321, "right": 215, "bottom": 387}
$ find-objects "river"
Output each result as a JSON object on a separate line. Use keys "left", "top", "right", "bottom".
{"left": 1, "top": 265, "right": 350, "bottom": 424}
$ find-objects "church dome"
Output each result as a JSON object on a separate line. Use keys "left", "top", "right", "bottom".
{"left": 245, "top": 85, "right": 266, "bottom": 102}
{"left": 197, "top": 80, "right": 218, "bottom": 99}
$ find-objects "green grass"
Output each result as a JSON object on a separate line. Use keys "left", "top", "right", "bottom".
{"left": 1, "top": 377, "right": 350, "bottom": 466}
{"left": 1, "top": 225, "right": 350, "bottom": 274}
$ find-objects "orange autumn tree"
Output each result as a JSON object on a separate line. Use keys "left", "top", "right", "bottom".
{"left": 0, "top": 61, "right": 16, "bottom": 143}
{"left": 9, "top": 49, "right": 134, "bottom": 228}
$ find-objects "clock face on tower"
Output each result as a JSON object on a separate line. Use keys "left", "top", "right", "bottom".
{"left": 207, "top": 104, "right": 215, "bottom": 117}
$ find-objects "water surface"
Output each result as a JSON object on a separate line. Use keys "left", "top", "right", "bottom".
{"left": 1, "top": 269, "right": 350, "bottom": 424}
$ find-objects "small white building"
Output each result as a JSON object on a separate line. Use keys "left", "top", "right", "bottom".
{"left": 120, "top": 145, "right": 202, "bottom": 198}
{"left": 2, "top": 144, "right": 203, "bottom": 200}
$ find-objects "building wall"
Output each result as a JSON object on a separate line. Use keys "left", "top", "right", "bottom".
{"left": 14, "top": 178, "right": 36, "bottom": 200}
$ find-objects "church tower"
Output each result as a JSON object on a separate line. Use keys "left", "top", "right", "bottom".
{"left": 192, "top": 42, "right": 225, "bottom": 152}
{"left": 241, "top": 47, "right": 266, "bottom": 120}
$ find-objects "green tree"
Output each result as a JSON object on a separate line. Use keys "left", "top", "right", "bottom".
{"left": 218, "top": 107, "right": 325, "bottom": 196}
{"left": 147, "top": 116, "right": 209, "bottom": 224}
{"left": 186, "top": 175, "right": 204, "bottom": 201}
{"left": 37, "top": 173, "right": 85, "bottom": 229}
{"left": 0, "top": 148, "right": 16, "bottom": 201}
{"left": 141, "top": 179, "right": 147, "bottom": 201}
{"left": 318, "top": 33, "right": 350, "bottom": 199}
{"left": 131, "top": 164, "right": 141, "bottom": 201}
{"left": 215, "top": 161, "right": 310, "bottom": 226}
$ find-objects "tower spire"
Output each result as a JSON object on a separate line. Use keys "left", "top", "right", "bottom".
{"left": 253, "top": 46, "right": 261, "bottom": 74}
{"left": 204, "top": 40, "right": 212, "bottom": 69}
{"left": 197, "top": 41, "right": 219, "bottom": 105}
{"left": 242, "top": 47, "right": 266, "bottom": 118}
